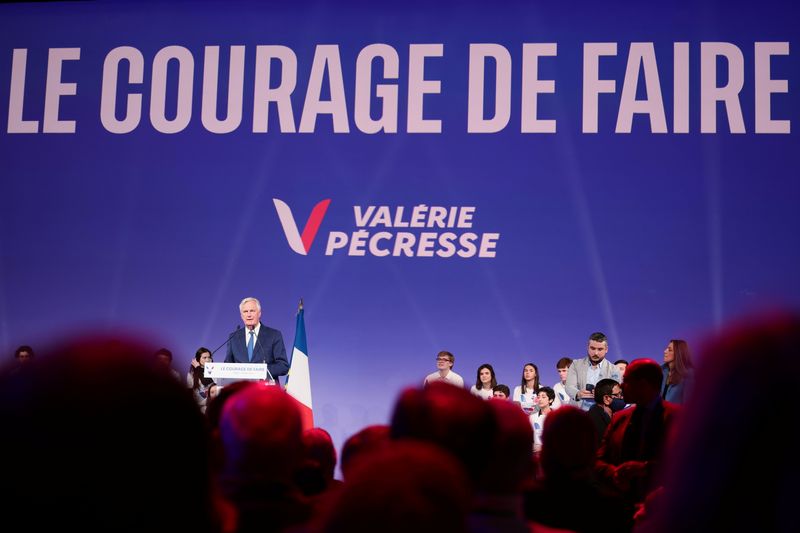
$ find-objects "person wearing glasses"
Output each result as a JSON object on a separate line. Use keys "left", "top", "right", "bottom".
{"left": 423, "top": 351, "right": 464, "bottom": 388}
{"left": 586, "top": 378, "right": 624, "bottom": 448}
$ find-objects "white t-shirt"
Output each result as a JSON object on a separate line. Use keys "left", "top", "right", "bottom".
{"left": 423, "top": 370, "right": 464, "bottom": 388}
{"left": 553, "top": 382, "right": 569, "bottom": 409}
{"left": 470, "top": 385, "right": 494, "bottom": 399}
{"left": 513, "top": 385, "right": 537, "bottom": 413}
{"left": 530, "top": 410, "right": 550, "bottom": 453}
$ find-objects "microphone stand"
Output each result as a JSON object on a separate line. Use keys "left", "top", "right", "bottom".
{"left": 211, "top": 325, "right": 241, "bottom": 356}
{"left": 253, "top": 336, "right": 277, "bottom": 385}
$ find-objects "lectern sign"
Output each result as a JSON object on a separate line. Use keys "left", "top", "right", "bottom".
{"left": 204, "top": 362, "right": 268, "bottom": 381}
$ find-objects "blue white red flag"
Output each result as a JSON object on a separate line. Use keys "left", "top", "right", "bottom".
{"left": 286, "top": 299, "right": 313, "bottom": 429}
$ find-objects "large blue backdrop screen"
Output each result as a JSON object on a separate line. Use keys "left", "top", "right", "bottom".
{"left": 1, "top": 0, "right": 798, "bottom": 451}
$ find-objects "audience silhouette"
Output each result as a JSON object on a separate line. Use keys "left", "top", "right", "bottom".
{"left": 216, "top": 384, "right": 311, "bottom": 532}
{"left": 638, "top": 314, "right": 798, "bottom": 532}
{"left": 4, "top": 314, "right": 794, "bottom": 532}
{"left": 0, "top": 336, "right": 222, "bottom": 532}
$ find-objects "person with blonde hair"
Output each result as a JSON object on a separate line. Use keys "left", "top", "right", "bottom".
{"left": 423, "top": 351, "right": 464, "bottom": 388}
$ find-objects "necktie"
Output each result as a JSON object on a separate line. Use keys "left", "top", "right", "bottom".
{"left": 247, "top": 330, "right": 255, "bottom": 362}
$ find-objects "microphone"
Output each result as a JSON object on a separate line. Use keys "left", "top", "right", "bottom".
{"left": 211, "top": 325, "right": 240, "bottom": 356}
{"left": 253, "top": 337, "right": 276, "bottom": 385}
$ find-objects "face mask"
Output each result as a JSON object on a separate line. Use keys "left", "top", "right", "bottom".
{"left": 609, "top": 398, "right": 626, "bottom": 412}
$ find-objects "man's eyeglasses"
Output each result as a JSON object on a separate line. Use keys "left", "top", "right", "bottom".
{"left": 436, "top": 357, "right": 451, "bottom": 362}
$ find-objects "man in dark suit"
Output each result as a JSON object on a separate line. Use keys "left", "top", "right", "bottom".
{"left": 225, "top": 297, "right": 290, "bottom": 383}
{"left": 595, "top": 358, "right": 680, "bottom": 503}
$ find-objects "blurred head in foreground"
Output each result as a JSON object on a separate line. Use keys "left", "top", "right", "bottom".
{"left": 640, "top": 313, "right": 799, "bottom": 532}
{"left": 0, "top": 335, "right": 218, "bottom": 532}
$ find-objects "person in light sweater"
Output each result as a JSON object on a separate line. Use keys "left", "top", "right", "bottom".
{"left": 423, "top": 351, "right": 464, "bottom": 388}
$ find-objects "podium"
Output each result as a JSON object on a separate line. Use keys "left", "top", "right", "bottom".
{"left": 204, "top": 362, "right": 277, "bottom": 385}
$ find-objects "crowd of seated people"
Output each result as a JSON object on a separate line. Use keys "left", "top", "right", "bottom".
{"left": 2, "top": 314, "right": 792, "bottom": 532}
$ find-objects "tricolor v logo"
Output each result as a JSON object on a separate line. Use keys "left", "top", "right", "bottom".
{"left": 273, "top": 199, "right": 332, "bottom": 255}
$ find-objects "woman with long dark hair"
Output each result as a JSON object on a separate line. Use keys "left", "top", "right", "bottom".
{"left": 662, "top": 339, "right": 694, "bottom": 404}
{"left": 187, "top": 346, "right": 218, "bottom": 413}
{"left": 512, "top": 363, "right": 540, "bottom": 414}
{"left": 470, "top": 363, "right": 497, "bottom": 399}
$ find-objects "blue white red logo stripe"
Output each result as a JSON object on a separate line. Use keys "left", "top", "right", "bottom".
{"left": 273, "top": 198, "right": 331, "bottom": 255}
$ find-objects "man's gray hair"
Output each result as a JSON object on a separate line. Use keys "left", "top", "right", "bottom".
{"left": 239, "top": 297, "right": 261, "bottom": 312}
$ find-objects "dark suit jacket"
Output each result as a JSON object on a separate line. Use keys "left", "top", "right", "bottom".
{"left": 595, "top": 398, "right": 680, "bottom": 498}
{"left": 587, "top": 404, "right": 612, "bottom": 449}
{"left": 224, "top": 323, "right": 290, "bottom": 380}
{"left": 597, "top": 398, "right": 680, "bottom": 466}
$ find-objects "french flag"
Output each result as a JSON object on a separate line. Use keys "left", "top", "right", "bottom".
{"left": 286, "top": 299, "right": 313, "bottom": 429}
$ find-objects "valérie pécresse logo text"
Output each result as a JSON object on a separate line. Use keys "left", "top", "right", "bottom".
{"left": 273, "top": 199, "right": 500, "bottom": 258}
